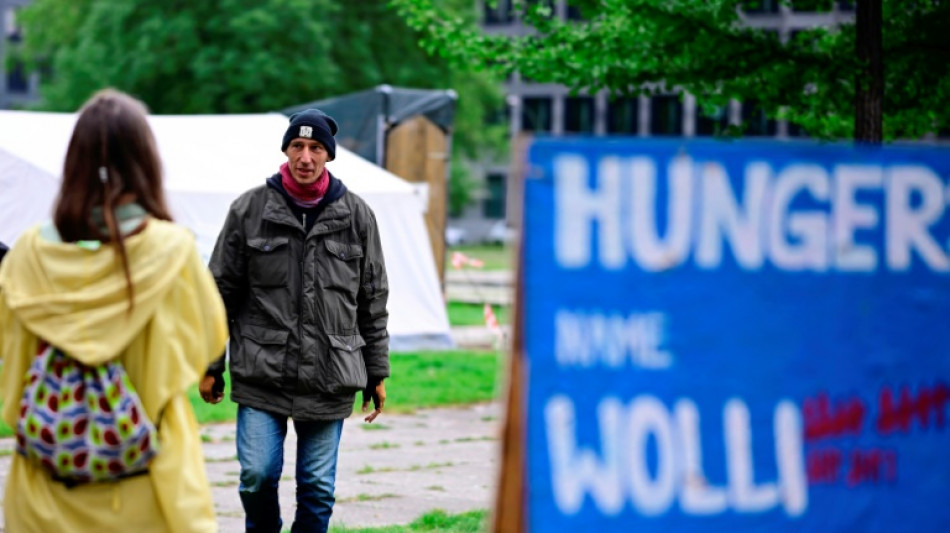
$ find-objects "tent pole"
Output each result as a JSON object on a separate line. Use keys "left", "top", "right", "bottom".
{"left": 0, "top": 0, "right": 8, "bottom": 110}
{"left": 376, "top": 84, "right": 393, "bottom": 166}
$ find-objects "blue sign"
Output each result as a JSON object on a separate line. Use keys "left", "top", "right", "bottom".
{"left": 522, "top": 139, "right": 950, "bottom": 532}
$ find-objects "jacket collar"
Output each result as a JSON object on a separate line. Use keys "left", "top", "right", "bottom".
{"left": 262, "top": 180, "right": 351, "bottom": 232}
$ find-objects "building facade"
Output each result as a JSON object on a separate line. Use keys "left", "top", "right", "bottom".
{"left": 0, "top": 0, "right": 39, "bottom": 109}
{"left": 453, "top": 0, "right": 859, "bottom": 238}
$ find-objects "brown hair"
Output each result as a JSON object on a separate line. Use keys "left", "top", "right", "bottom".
{"left": 53, "top": 89, "right": 173, "bottom": 310}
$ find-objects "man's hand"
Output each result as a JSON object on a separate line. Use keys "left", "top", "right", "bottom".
{"left": 199, "top": 375, "right": 224, "bottom": 404}
{"left": 362, "top": 380, "right": 386, "bottom": 423}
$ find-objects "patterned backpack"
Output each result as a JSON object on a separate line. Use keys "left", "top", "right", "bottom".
{"left": 16, "top": 341, "right": 160, "bottom": 485}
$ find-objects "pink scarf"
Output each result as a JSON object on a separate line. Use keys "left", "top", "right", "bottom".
{"left": 280, "top": 163, "right": 329, "bottom": 207}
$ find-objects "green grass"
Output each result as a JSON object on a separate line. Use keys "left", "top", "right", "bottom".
{"left": 0, "top": 349, "right": 502, "bottom": 435}
{"left": 193, "top": 349, "right": 500, "bottom": 424}
{"left": 377, "top": 350, "right": 500, "bottom": 413}
{"left": 331, "top": 509, "right": 488, "bottom": 533}
{"left": 447, "top": 301, "right": 509, "bottom": 327}
{"left": 338, "top": 493, "right": 400, "bottom": 503}
{"left": 188, "top": 376, "right": 240, "bottom": 426}
{"left": 446, "top": 244, "right": 512, "bottom": 271}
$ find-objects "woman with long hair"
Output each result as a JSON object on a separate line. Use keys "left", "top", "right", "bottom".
{"left": 0, "top": 89, "right": 227, "bottom": 532}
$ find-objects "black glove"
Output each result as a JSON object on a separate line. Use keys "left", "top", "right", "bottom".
{"left": 211, "top": 372, "right": 226, "bottom": 397}
{"left": 363, "top": 376, "right": 381, "bottom": 409}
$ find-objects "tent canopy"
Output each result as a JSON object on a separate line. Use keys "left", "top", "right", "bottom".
{"left": 283, "top": 85, "right": 457, "bottom": 165}
{"left": 0, "top": 110, "right": 452, "bottom": 350}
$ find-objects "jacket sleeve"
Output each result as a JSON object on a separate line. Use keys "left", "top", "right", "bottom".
{"left": 206, "top": 204, "right": 248, "bottom": 377}
{"left": 357, "top": 207, "right": 390, "bottom": 380}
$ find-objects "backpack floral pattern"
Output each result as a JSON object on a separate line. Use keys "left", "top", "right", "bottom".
{"left": 16, "top": 342, "right": 160, "bottom": 484}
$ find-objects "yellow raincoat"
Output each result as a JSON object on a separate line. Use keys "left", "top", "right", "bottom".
{"left": 0, "top": 220, "right": 228, "bottom": 533}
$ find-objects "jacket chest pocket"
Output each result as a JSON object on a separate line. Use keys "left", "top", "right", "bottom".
{"left": 323, "top": 240, "right": 363, "bottom": 291}
{"left": 248, "top": 236, "right": 290, "bottom": 287}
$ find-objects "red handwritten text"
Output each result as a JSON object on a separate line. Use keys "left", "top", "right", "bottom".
{"left": 807, "top": 447, "right": 843, "bottom": 484}
{"left": 846, "top": 448, "right": 897, "bottom": 486}
{"left": 803, "top": 392, "right": 866, "bottom": 442}
{"left": 876, "top": 382, "right": 950, "bottom": 435}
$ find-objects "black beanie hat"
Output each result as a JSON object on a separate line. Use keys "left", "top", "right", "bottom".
{"left": 281, "top": 109, "right": 338, "bottom": 160}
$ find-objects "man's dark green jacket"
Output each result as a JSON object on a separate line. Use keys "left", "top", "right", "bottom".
{"left": 207, "top": 173, "right": 389, "bottom": 420}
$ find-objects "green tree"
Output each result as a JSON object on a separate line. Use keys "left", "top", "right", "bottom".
{"left": 390, "top": 0, "right": 950, "bottom": 143}
{"left": 18, "top": 0, "right": 340, "bottom": 113}
{"left": 321, "top": 0, "right": 507, "bottom": 213}
{"left": 16, "top": 0, "right": 506, "bottom": 211}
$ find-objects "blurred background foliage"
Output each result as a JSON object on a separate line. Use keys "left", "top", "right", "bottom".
{"left": 391, "top": 0, "right": 950, "bottom": 142}
{"left": 15, "top": 0, "right": 508, "bottom": 212}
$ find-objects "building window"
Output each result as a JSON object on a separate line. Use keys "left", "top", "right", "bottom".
{"left": 566, "top": 4, "right": 584, "bottom": 20}
{"left": 695, "top": 104, "right": 730, "bottom": 136}
{"left": 564, "top": 96, "right": 595, "bottom": 134}
{"left": 7, "top": 60, "right": 28, "bottom": 94}
{"left": 741, "top": 0, "right": 781, "bottom": 13}
{"left": 741, "top": 101, "right": 777, "bottom": 136}
{"left": 483, "top": 173, "right": 507, "bottom": 218}
{"left": 487, "top": 101, "right": 510, "bottom": 127}
{"left": 5, "top": 26, "right": 28, "bottom": 95}
{"left": 483, "top": 0, "right": 515, "bottom": 25}
{"left": 650, "top": 95, "right": 683, "bottom": 136}
{"left": 522, "top": 97, "right": 552, "bottom": 133}
{"left": 606, "top": 97, "right": 639, "bottom": 135}
{"left": 787, "top": 121, "right": 809, "bottom": 137}
{"left": 790, "top": 0, "right": 834, "bottom": 12}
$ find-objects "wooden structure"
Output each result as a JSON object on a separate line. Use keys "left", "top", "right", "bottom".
{"left": 385, "top": 115, "right": 449, "bottom": 286}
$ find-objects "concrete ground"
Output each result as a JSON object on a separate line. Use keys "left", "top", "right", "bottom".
{"left": 0, "top": 402, "right": 501, "bottom": 532}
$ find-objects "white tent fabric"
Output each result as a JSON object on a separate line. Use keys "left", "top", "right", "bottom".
{"left": 0, "top": 110, "right": 453, "bottom": 350}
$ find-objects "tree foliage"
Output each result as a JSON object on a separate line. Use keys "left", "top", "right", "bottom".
{"left": 18, "top": 0, "right": 342, "bottom": 113}
{"left": 15, "top": 0, "right": 507, "bottom": 211}
{"left": 390, "top": 0, "right": 950, "bottom": 141}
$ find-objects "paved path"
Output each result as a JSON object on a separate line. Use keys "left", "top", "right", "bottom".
{"left": 0, "top": 402, "right": 501, "bottom": 532}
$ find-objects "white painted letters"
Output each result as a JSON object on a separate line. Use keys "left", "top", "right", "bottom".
{"left": 544, "top": 395, "right": 807, "bottom": 517}
{"left": 696, "top": 161, "right": 768, "bottom": 270}
{"left": 553, "top": 156, "right": 949, "bottom": 273}
{"left": 555, "top": 155, "right": 624, "bottom": 269}
{"left": 768, "top": 164, "right": 830, "bottom": 271}
{"left": 833, "top": 165, "right": 882, "bottom": 271}
{"left": 555, "top": 310, "right": 672, "bottom": 369}
{"left": 885, "top": 166, "right": 950, "bottom": 271}
{"left": 629, "top": 156, "right": 693, "bottom": 271}
{"left": 546, "top": 396, "right": 624, "bottom": 515}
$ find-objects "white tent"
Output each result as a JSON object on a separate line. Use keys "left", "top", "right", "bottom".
{"left": 0, "top": 110, "right": 453, "bottom": 351}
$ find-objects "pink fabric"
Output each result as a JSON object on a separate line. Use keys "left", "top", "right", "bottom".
{"left": 280, "top": 163, "right": 328, "bottom": 207}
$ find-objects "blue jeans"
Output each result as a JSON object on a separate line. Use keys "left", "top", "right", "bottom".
{"left": 236, "top": 405, "right": 344, "bottom": 533}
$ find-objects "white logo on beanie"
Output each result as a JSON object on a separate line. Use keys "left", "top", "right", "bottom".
{"left": 299, "top": 125, "right": 313, "bottom": 138}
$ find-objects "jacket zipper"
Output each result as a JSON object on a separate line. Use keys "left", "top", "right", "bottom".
{"left": 297, "top": 212, "right": 307, "bottom": 393}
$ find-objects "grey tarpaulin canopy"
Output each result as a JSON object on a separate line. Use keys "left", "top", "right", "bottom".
{"left": 281, "top": 84, "right": 457, "bottom": 165}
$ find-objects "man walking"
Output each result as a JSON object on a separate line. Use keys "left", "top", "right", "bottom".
{"left": 200, "top": 109, "right": 389, "bottom": 533}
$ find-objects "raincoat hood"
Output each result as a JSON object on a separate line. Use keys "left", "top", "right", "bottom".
{"left": 0, "top": 220, "right": 195, "bottom": 365}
